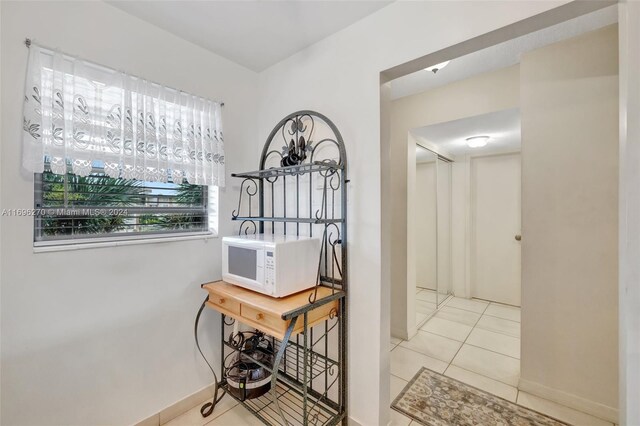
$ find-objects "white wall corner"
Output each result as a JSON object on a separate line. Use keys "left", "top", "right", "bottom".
{"left": 347, "top": 415, "right": 363, "bottom": 426}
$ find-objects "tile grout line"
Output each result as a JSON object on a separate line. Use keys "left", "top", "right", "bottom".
{"left": 446, "top": 362, "right": 518, "bottom": 386}
{"left": 202, "top": 403, "right": 238, "bottom": 426}
{"left": 472, "top": 324, "right": 520, "bottom": 339}
{"left": 161, "top": 395, "right": 240, "bottom": 426}
{"left": 423, "top": 316, "right": 520, "bottom": 342}
{"left": 445, "top": 300, "right": 523, "bottom": 396}
{"left": 474, "top": 311, "right": 521, "bottom": 338}
{"left": 462, "top": 341, "right": 520, "bottom": 361}
{"left": 444, "top": 300, "right": 490, "bottom": 376}
{"left": 398, "top": 335, "right": 462, "bottom": 365}
{"left": 399, "top": 298, "right": 521, "bottom": 389}
{"left": 480, "top": 299, "right": 521, "bottom": 309}
{"left": 446, "top": 299, "right": 521, "bottom": 321}
{"left": 419, "top": 304, "right": 521, "bottom": 346}
{"left": 390, "top": 372, "right": 409, "bottom": 382}
{"left": 420, "top": 326, "right": 521, "bottom": 361}
{"left": 481, "top": 312, "right": 521, "bottom": 323}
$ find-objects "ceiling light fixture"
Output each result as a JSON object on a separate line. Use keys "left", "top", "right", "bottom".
{"left": 466, "top": 136, "right": 490, "bottom": 148}
{"left": 425, "top": 60, "right": 450, "bottom": 74}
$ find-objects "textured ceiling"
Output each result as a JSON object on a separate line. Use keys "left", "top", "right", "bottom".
{"left": 391, "top": 5, "right": 617, "bottom": 99}
{"left": 108, "top": 1, "right": 392, "bottom": 71}
{"left": 413, "top": 108, "right": 521, "bottom": 159}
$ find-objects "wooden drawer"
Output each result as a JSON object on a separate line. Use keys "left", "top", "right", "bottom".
{"left": 241, "top": 304, "right": 284, "bottom": 336}
{"left": 201, "top": 281, "right": 343, "bottom": 340}
{"left": 206, "top": 289, "right": 241, "bottom": 316}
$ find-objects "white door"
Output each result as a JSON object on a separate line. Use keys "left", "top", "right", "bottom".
{"left": 471, "top": 153, "right": 521, "bottom": 306}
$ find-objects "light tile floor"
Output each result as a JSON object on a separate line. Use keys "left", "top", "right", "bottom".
{"left": 163, "top": 397, "right": 245, "bottom": 426}
{"left": 390, "top": 296, "right": 615, "bottom": 426}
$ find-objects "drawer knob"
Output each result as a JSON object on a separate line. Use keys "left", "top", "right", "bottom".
{"left": 218, "top": 298, "right": 225, "bottom": 304}
{"left": 256, "top": 313, "right": 264, "bottom": 321}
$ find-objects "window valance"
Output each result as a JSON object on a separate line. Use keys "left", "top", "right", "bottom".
{"left": 22, "top": 44, "right": 225, "bottom": 187}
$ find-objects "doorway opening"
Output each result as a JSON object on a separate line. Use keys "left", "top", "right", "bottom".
{"left": 384, "top": 3, "right": 620, "bottom": 425}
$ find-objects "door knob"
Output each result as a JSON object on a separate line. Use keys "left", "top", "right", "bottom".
{"left": 515, "top": 234, "right": 522, "bottom": 241}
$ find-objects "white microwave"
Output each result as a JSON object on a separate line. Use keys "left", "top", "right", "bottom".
{"left": 222, "top": 234, "right": 321, "bottom": 298}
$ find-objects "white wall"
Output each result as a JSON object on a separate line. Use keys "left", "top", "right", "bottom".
{"left": 618, "top": 3, "right": 640, "bottom": 424}
{"left": 520, "top": 25, "right": 619, "bottom": 421}
{"left": 257, "top": 2, "right": 568, "bottom": 424}
{"left": 0, "top": 2, "right": 258, "bottom": 425}
{"left": 451, "top": 159, "right": 470, "bottom": 298}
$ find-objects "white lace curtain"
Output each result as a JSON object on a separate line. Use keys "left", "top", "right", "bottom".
{"left": 22, "top": 44, "right": 225, "bottom": 187}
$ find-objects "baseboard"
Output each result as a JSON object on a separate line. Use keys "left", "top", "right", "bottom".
{"left": 348, "top": 416, "right": 363, "bottom": 426}
{"left": 391, "top": 326, "right": 410, "bottom": 341}
{"left": 133, "top": 382, "right": 219, "bottom": 426}
{"left": 518, "top": 378, "right": 618, "bottom": 423}
{"left": 391, "top": 320, "right": 423, "bottom": 341}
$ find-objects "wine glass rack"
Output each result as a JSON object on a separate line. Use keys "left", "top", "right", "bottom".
{"left": 220, "top": 111, "right": 348, "bottom": 425}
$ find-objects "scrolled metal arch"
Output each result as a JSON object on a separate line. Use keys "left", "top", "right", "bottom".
{"left": 263, "top": 149, "right": 284, "bottom": 166}
{"left": 279, "top": 113, "right": 315, "bottom": 168}
{"left": 310, "top": 138, "right": 343, "bottom": 172}
{"left": 231, "top": 178, "right": 258, "bottom": 218}
{"left": 328, "top": 363, "right": 337, "bottom": 377}
{"left": 259, "top": 111, "right": 347, "bottom": 175}
{"left": 238, "top": 220, "right": 257, "bottom": 235}
{"left": 308, "top": 351, "right": 320, "bottom": 368}
{"left": 263, "top": 150, "right": 284, "bottom": 183}
{"left": 304, "top": 370, "right": 339, "bottom": 420}
{"left": 244, "top": 179, "right": 258, "bottom": 197}
{"left": 281, "top": 112, "right": 314, "bottom": 139}
{"left": 329, "top": 173, "right": 341, "bottom": 191}
{"left": 310, "top": 317, "right": 339, "bottom": 348}
{"left": 326, "top": 222, "right": 342, "bottom": 246}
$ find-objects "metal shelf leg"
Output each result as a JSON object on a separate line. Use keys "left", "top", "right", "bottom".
{"left": 271, "top": 316, "right": 298, "bottom": 425}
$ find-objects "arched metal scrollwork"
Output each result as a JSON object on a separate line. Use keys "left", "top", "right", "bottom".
{"left": 238, "top": 220, "right": 257, "bottom": 236}
{"left": 231, "top": 178, "right": 258, "bottom": 219}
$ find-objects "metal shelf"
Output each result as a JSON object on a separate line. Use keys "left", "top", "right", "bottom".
{"left": 218, "top": 111, "right": 348, "bottom": 426}
{"left": 232, "top": 216, "right": 344, "bottom": 224}
{"left": 232, "top": 162, "right": 342, "bottom": 180}
{"left": 222, "top": 335, "right": 340, "bottom": 397}
{"left": 220, "top": 311, "right": 345, "bottom": 426}
{"left": 223, "top": 382, "right": 344, "bottom": 426}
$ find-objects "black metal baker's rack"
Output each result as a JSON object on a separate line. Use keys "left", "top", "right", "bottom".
{"left": 221, "top": 111, "right": 348, "bottom": 425}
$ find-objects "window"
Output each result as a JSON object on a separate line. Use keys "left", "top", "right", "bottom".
{"left": 22, "top": 44, "right": 224, "bottom": 246}
{"left": 34, "top": 160, "right": 217, "bottom": 245}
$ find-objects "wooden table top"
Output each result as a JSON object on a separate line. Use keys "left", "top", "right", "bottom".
{"left": 201, "top": 280, "right": 341, "bottom": 319}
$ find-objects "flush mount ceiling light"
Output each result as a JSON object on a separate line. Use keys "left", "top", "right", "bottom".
{"left": 466, "top": 136, "right": 490, "bottom": 148}
{"left": 425, "top": 60, "right": 450, "bottom": 74}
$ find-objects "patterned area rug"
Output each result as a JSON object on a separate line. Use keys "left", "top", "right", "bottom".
{"left": 392, "top": 367, "right": 569, "bottom": 426}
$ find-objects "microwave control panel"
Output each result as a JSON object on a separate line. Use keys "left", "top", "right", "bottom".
{"left": 265, "top": 251, "right": 275, "bottom": 289}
